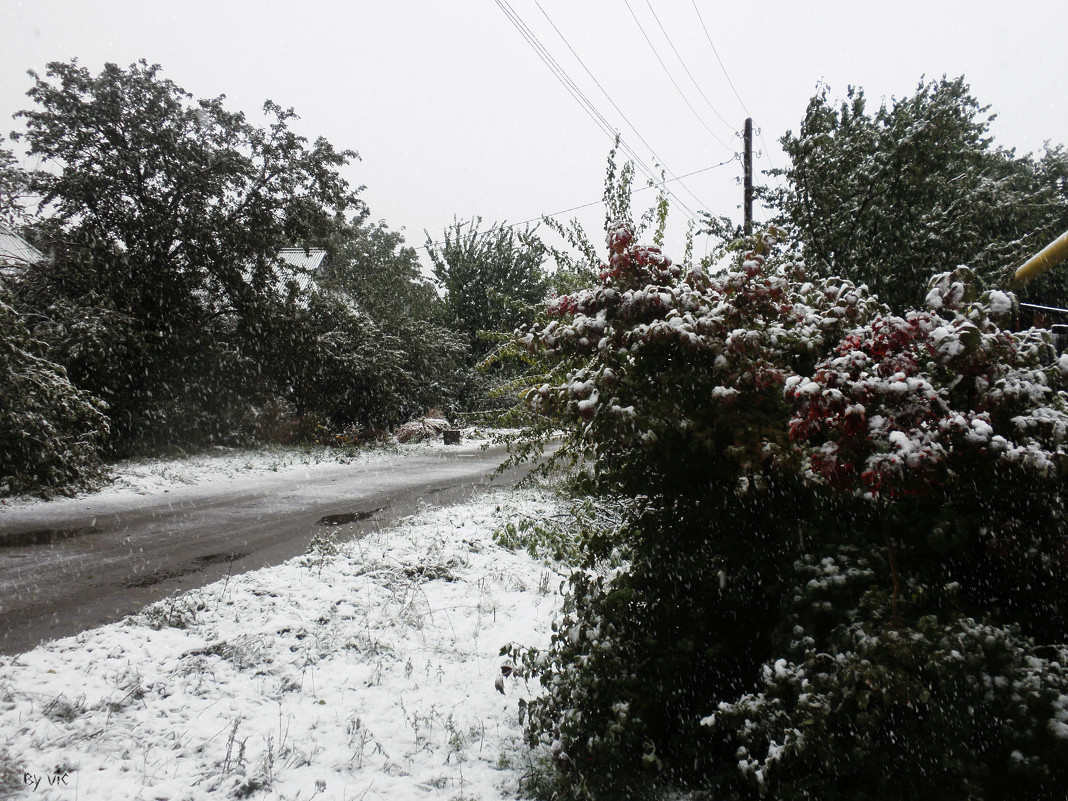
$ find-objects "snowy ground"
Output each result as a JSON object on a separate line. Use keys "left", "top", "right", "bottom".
{"left": 0, "top": 458, "right": 567, "bottom": 800}
{"left": 0, "top": 428, "right": 507, "bottom": 516}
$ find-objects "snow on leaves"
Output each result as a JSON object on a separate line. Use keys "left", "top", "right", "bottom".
{"left": 518, "top": 222, "right": 881, "bottom": 486}
{"left": 789, "top": 268, "right": 1068, "bottom": 499}
{"left": 520, "top": 226, "right": 1067, "bottom": 513}
{"left": 513, "top": 224, "right": 1068, "bottom": 799}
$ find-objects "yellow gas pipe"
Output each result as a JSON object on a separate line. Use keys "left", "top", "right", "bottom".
{"left": 1009, "top": 229, "right": 1068, "bottom": 289}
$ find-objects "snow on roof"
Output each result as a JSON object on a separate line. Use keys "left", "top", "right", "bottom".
{"left": 0, "top": 222, "right": 42, "bottom": 283}
{"left": 277, "top": 247, "right": 328, "bottom": 273}
{"left": 274, "top": 247, "right": 330, "bottom": 296}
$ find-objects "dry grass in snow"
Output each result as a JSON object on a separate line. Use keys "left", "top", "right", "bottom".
{"left": 0, "top": 482, "right": 567, "bottom": 800}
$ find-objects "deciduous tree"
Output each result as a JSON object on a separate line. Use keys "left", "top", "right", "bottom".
{"left": 11, "top": 59, "right": 364, "bottom": 449}
{"left": 763, "top": 77, "right": 1068, "bottom": 311}
{"left": 426, "top": 218, "right": 549, "bottom": 362}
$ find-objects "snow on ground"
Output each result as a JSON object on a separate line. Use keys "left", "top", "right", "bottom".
{"left": 0, "top": 428, "right": 506, "bottom": 521}
{"left": 0, "top": 479, "right": 566, "bottom": 800}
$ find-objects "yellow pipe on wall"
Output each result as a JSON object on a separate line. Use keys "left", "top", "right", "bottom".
{"left": 1009, "top": 229, "right": 1068, "bottom": 289}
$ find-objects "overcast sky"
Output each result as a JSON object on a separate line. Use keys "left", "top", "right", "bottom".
{"left": 3, "top": 1, "right": 1067, "bottom": 268}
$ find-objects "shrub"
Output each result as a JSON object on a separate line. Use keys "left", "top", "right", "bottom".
{"left": 710, "top": 616, "right": 1068, "bottom": 800}
{"left": 511, "top": 225, "right": 879, "bottom": 798}
{"left": 787, "top": 267, "right": 1068, "bottom": 641}
{"left": 512, "top": 226, "right": 1068, "bottom": 799}
{"left": 0, "top": 290, "right": 109, "bottom": 497}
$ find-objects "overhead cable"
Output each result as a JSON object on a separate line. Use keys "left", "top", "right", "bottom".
{"left": 494, "top": 0, "right": 700, "bottom": 222}
{"left": 643, "top": 0, "right": 734, "bottom": 131}
{"left": 621, "top": 0, "right": 736, "bottom": 154}
{"left": 689, "top": 0, "right": 781, "bottom": 185}
{"left": 690, "top": 0, "right": 750, "bottom": 117}
{"left": 419, "top": 156, "right": 736, "bottom": 251}
{"left": 533, "top": 0, "right": 714, "bottom": 214}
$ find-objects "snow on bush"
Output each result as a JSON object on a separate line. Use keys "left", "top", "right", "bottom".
{"left": 788, "top": 267, "right": 1068, "bottom": 501}
{"left": 0, "top": 290, "right": 109, "bottom": 497}
{"left": 518, "top": 222, "right": 880, "bottom": 498}
{"left": 709, "top": 617, "right": 1068, "bottom": 799}
{"left": 511, "top": 228, "right": 1068, "bottom": 800}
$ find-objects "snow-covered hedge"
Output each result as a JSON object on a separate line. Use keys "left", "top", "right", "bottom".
{"left": 708, "top": 616, "right": 1068, "bottom": 800}
{"left": 518, "top": 223, "right": 880, "bottom": 503}
{"left": 512, "top": 228, "right": 1068, "bottom": 800}
{"left": 789, "top": 267, "right": 1068, "bottom": 502}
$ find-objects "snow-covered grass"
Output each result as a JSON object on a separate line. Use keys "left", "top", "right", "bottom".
{"left": 0, "top": 480, "right": 568, "bottom": 800}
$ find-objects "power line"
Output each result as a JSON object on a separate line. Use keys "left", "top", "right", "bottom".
{"left": 643, "top": 0, "right": 734, "bottom": 132}
{"left": 494, "top": 0, "right": 701, "bottom": 223}
{"left": 689, "top": 0, "right": 781, "bottom": 187}
{"left": 533, "top": 0, "right": 714, "bottom": 214}
{"left": 419, "top": 157, "right": 736, "bottom": 251}
{"left": 690, "top": 0, "right": 750, "bottom": 118}
{"left": 493, "top": 1, "right": 614, "bottom": 142}
{"left": 495, "top": 1, "right": 699, "bottom": 223}
{"left": 621, "top": 0, "right": 736, "bottom": 154}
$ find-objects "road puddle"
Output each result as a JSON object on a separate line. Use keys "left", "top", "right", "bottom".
{"left": 316, "top": 508, "right": 384, "bottom": 526}
{"left": 0, "top": 527, "right": 101, "bottom": 547}
{"left": 124, "top": 550, "right": 250, "bottom": 588}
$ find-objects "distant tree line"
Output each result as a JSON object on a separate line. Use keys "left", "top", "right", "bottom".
{"left": 1, "top": 59, "right": 548, "bottom": 496}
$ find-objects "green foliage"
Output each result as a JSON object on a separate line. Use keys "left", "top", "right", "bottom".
{"left": 2, "top": 59, "right": 477, "bottom": 482}
{"left": 0, "top": 139, "right": 30, "bottom": 228}
{"left": 425, "top": 217, "right": 550, "bottom": 415}
{"left": 510, "top": 194, "right": 1068, "bottom": 798}
{"left": 541, "top": 139, "right": 675, "bottom": 297}
{"left": 763, "top": 77, "right": 1068, "bottom": 311}
{"left": 0, "top": 288, "right": 108, "bottom": 497}
{"left": 706, "top": 528, "right": 1068, "bottom": 800}
{"left": 427, "top": 217, "right": 549, "bottom": 362}
{"left": 788, "top": 268, "right": 1068, "bottom": 641}
{"left": 257, "top": 287, "right": 402, "bottom": 427}
{"left": 712, "top": 615, "right": 1068, "bottom": 800}
{"left": 10, "top": 59, "right": 364, "bottom": 452}
{"left": 704, "top": 269, "right": 1068, "bottom": 801}
{"left": 509, "top": 219, "right": 881, "bottom": 797}
{"left": 322, "top": 218, "right": 467, "bottom": 419}
{"left": 492, "top": 518, "right": 578, "bottom": 564}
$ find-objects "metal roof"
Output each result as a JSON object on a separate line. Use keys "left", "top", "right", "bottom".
{"left": 0, "top": 222, "right": 43, "bottom": 268}
{"left": 273, "top": 247, "right": 330, "bottom": 296}
{"left": 277, "top": 247, "right": 328, "bottom": 273}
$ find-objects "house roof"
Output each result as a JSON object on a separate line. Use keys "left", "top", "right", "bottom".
{"left": 274, "top": 247, "right": 330, "bottom": 297}
{"left": 0, "top": 222, "right": 42, "bottom": 267}
{"left": 0, "top": 222, "right": 42, "bottom": 287}
{"left": 277, "top": 247, "right": 328, "bottom": 273}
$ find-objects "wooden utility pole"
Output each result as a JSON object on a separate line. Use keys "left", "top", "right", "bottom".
{"left": 743, "top": 117, "right": 753, "bottom": 237}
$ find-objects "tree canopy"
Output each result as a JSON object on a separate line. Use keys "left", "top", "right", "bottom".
{"left": 0, "top": 140, "right": 30, "bottom": 228}
{"left": 320, "top": 217, "right": 467, "bottom": 421}
{"left": 9, "top": 59, "right": 371, "bottom": 451}
{"left": 426, "top": 218, "right": 549, "bottom": 362}
{"left": 765, "top": 77, "right": 1068, "bottom": 311}
{"left": 16, "top": 59, "right": 363, "bottom": 299}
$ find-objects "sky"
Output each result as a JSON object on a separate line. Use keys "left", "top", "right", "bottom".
{"left": 3, "top": 0, "right": 1067, "bottom": 270}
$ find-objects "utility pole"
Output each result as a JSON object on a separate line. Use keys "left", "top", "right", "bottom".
{"left": 743, "top": 117, "right": 753, "bottom": 237}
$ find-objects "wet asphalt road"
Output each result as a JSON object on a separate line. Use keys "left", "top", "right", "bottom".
{"left": 0, "top": 443, "right": 527, "bottom": 655}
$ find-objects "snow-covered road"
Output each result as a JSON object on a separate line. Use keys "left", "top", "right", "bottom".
{"left": 0, "top": 440, "right": 523, "bottom": 655}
